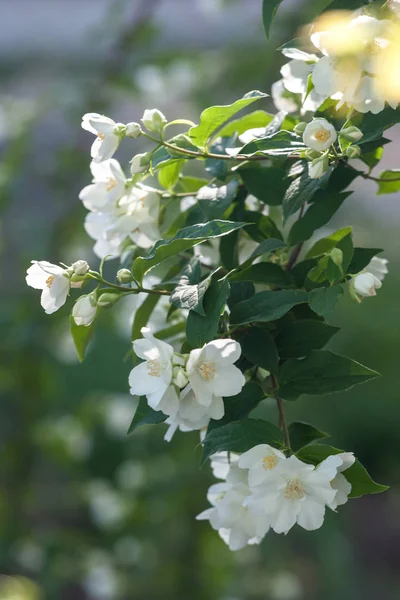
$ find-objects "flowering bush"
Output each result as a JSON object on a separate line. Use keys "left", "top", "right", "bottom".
{"left": 26, "top": 0, "right": 399, "bottom": 551}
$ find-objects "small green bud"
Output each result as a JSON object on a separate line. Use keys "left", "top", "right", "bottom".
{"left": 117, "top": 269, "right": 134, "bottom": 283}
{"left": 294, "top": 121, "right": 307, "bottom": 135}
{"left": 97, "top": 292, "right": 121, "bottom": 308}
{"left": 345, "top": 145, "right": 361, "bottom": 159}
{"left": 340, "top": 126, "right": 363, "bottom": 142}
{"left": 72, "top": 260, "right": 89, "bottom": 276}
{"left": 309, "top": 153, "right": 329, "bottom": 179}
{"left": 130, "top": 152, "right": 151, "bottom": 175}
{"left": 126, "top": 122, "right": 142, "bottom": 138}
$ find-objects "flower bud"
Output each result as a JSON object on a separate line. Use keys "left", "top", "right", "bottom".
{"left": 172, "top": 366, "right": 189, "bottom": 389}
{"left": 97, "top": 292, "right": 121, "bottom": 308}
{"left": 70, "top": 274, "right": 86, "bottom": 288}
{"left": 294, "top": 121, "right": 307, "bottom": 135}
{"left": 352, "top": 272, "right": 382, "bottom": 299}
{"left": 126, "top": 122, "right": 142, "bottom": 138}
{"left": 340, "top": 126, "right": 363, "bottom": 142}
{"left": 72, "top": 260, "right": 89, "bottom": 276}
{"left": 345, "top": 145, "right": 361, "bottom": 159}
{"left": 130, "top": 152, "right": 151, "bottom": 175}
{"left": 117, "top": 268, "right": 134, "bottom": 283}
{"left": 141, "top": 108, "right": 167, "bottom": 133}
{"left": 309, "top": 154, "right": 329, "bottom": 179}
{"left": 72, "top": 294, "right": 98, "bottom": 327}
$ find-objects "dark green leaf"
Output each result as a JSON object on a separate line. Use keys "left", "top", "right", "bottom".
{"left": 297, "top": 444, "right": 389, "bottom": 497}
{"left": 230, "top": 290, "right": 309, "bottom": 326}
{"left": 283, "top": 165, "right": 331, "bottom": 223}
{"left": 229, "top": 262, "right": 293, "bottom": 287}
{"left": 239, "top": 165, "right": 289, "bottom": 205}
{"left": 307, "top": 227, "right": 352, "bottom": 258}
{"left": 377, "top": 170, "right": 400, "bottom": 195}
{"left": 207, "top": 382, "right": 265, "bottom": 431}
{"left": 239, "top": 327, "right": 279, "bottom": 373}
{"left": 197, "top": 180, "right": 239, "bottom": 219}
{"left": 170, "top": 271, "right": 214, "bottom": 316}
{"left": 132, "top": 294, "right": 160, "bottom": 341}
{"left": 276, "top": 319, "right": 340, "bottom": 358}
{"left": 243, "top": 238, "right": 286, "bottom": 267}
{"left": 204, "top": 135, "right": 238, "bottom": 181}
{"left": 217, "top": 110, "right": 274, "bottom": 138}
{"left": 347, "top": 247, "right": 383, "bottom": 275}
{"left": 288, "top": 422, "right": 329, "bottom": 452}
{"left": 358, "top": 107, "right": 400, "bottom": 144}
{"left": 242, "top": 210, "right": 283, "bottom": 242}
{"left": 202, "top": 418, "right": 283, "bottom": 463}
{"left": 288, "top": 192, "right": 352, "bottom": 244}
{"left": 189, "top": 91, "right": 267, "bottom": 150}
{"left": 309, "top": 285, "right": 343, "bottom": 319}
{"left": 132, "top": 220, "right": 246, "bottom": 282}
{"left": 227, "top": 282, "right": 255, "bottom": 309}
{"left": 262, "top": 0, "right": 284, "bottom": 38}
{"left": 127, "top": 397, "right": 167, "bottom": 433}
{"left": 279, "top": 350, "right": 380, "bottom": 401}
{"left": 239, "top": 130, "right": 305, "bottom": 158}
{"left": 186, "top": 278, "right": 230, "bottom": 348}
{"left": 70, "top": 316, "right": 95, "bottom": 362}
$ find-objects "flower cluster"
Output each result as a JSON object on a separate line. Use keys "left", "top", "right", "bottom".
{"left": 273, "top": 13, "right": 399, "bottom": 115}
{"left": 198, "top": 446, "right": 355, "bottom": 550}
{"left": 129, "top": 329, "right": 246, "bottom": 440}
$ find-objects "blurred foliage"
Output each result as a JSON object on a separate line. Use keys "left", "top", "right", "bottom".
{"left": 1, "top": 0, "right": 400, "bottom": 599}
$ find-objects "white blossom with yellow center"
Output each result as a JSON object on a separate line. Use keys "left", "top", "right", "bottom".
{"left": 81, "top": 113, "right": 124, "bottom": 163}
{"left": 238, "top": 444, "right": 286, "bottom": 487}
{"left": 186, "top": 339, "right": 246, "bottom": 407}
{"left": 26, "top": 261, "right": 70, "bottom": 315}
{"left": 79, "top": 159, "right": 126, "bottom": 212}
{"left": 303, "top": 118, "right": 337, "bottom": 152}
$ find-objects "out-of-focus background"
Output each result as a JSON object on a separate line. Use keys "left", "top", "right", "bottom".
{"left": 1, "top": 0, "right": 399, "bottom": 598}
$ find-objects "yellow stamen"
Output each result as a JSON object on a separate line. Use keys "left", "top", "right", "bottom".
{"left": 263, "top": 454, "right": 278, "bottom": 470}
{"left": 105, "top": 177, "right": 117, "bottom": 192}
{"left": 46, "top": 275, "right": 55, "bottom": 288}
{"left": 97, "top": 132, "right": 105, "bottom": 140}
{"left": 147, "top": 359, "right": 161, "bottom": 377}
{"left": 314, "top": 128, "right": 331, "bottom": 142}
{"left": 198, "top": 361, "right": 217, "bottom": 381}
{"left": 284, "top": 479, "right": 306, "bottom": 501}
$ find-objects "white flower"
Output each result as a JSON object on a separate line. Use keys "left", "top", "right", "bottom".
{"left": 210, "top": 451, "right": 240, "bottom": 480}
{"left": 238, "top": 444, "right": 286, "bottom": 487}
{"left": 79, "top": 160, "right": 126, "bottom": 211}
{"left": 317, "top": 452, "right": 355, "bottom": 509}
{"left": 271, "top": 80, "right": 299, "bottom": 114}
{"left": 303, "top": 119, "right": 337, "bottom": 152}
{"left": 245, "top": 454, "right": 344, "bottom": 534}
{"left": 72, "top": 295, "right": 98, "bottom": 327}
{"left": 164, "top": 385, "right": 224, "bottom": 442}
{"left": 309, "top": 154, "right": 329, "bottom": 179}
{"left": 129, "top": 328, "right": 175, "bottom": 409}
{"left": 81, "top": 113, "right": 123, "bottom": 162}
{"left": 353, "top": 272, "right": 382, "bottom": 297}
{"left": 197, "top": 464, "right": 270, "bottom": 551}
{"left": 366, "top": 256, "right": 388, "bottom": 282}
{"left": 26, "top": 261, "right": 70, "bottom": 314}
{"left": 141, "top": 108, "right": 167, "bottom": 133}
{"left": 186, "top": 339, "right": 245, "bottom": 407}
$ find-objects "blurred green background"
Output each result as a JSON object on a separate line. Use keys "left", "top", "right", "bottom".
{"left": 1, "top": 0, "right": 399, "bottom": 598}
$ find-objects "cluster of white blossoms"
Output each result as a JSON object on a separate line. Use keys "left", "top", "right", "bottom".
{"left": 197, "top": 446, "right": 355, "bottom": 550}
{"left": 273, "top": 13, "right": 399, "bottom": 115}
{"left": 129, "top": 329, "right": 246, "bottom": 440}
{"left": 80, "top": 111, "right": 166, "bottom": 260}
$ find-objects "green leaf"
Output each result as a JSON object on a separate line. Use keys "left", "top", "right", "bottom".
{"left": 170, "top": 272, "right": 214, "bottom": 316}
{"left": 262, "top": 0, "right": 284, "bottom": 38}
{"left": 70, "top": 316, "right": 95, "bottom": 362}
{"left": 186, "top": 278, "right": 230, "bottom": 348}
{"left": 202, "top": 418, "right": 283, "bottom": 463}
{"left": 158, "top": 160, "right": 185, "bottom": 189}
{"left": 230, "top": 290, "right": 309, "bottom": 326}
{"left": 307, "top": 227, "right": 353, "bottom": 258}
{"left": 297, "top": 444, "right": 389, "bottom": 497}
{"left": 205, "top": 135, "right": 238, "bottom": 181}
{"left": 217, "top": 110, "right": 275, "bottom": 138}
{"left": 189, "top": 91, "right": 267, "bottom": 150}
{"left": 132, "top": 220, "right": 246, "bottom": 282}
{"left": 239, "top": 165, "right": 289, "bottom": 205}
{"left": 347, "top": 247, "right": 383, "bottom": 275}
{"left": 309, "top": 285, "right": 343, "bottom": 319}
{"left": 151, "top": 135, "right": 198, "bottom": 169}
{"left": 207, "top": 382, "right": 265, "bottom": 431}
{"left": 243, "top": 238, "right": 286, "bottom": 267}
{"left": 377, "top": 170, "right": 400, "bottom": 195}
{"left": 288, "top": 422, "right": 329, "bottom": 452}
{"left": 288, "top": 192, "right": 352, "bottom": 245}
{"left": 279, "top": 350, "right": 380, "bottom": 401}
{"left": 276, "top": 320, "right": 340, "bottom": 359}
{"left": 358, "top": 107, "right": 400, "bottom": 144}
{"left": 239, "top": 130, "right": 305, "bottom": 158}
{"left": 242, "top": 210, "right": 283, "bottom": 242}
{"left": 227, "top": 282, "right": 255, "bottom": 309}
{"left": 229, "top": 262, "right": 293, "bottom": 287}
{"left": 239, "top": 327, "right": 279, "bottom": 373}
{"left": 127, "top": 397, "right": 167, "bottom": 433}
{"left": 176, "top": 175, "right": 209, "bottom": 193}
{"left": 283, "top": 165, "right": 331, "bottom": 224}
{"left": 197, "top": 180, "right": 239, "bottom": 220}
